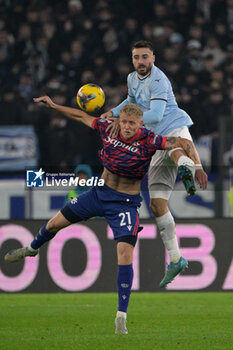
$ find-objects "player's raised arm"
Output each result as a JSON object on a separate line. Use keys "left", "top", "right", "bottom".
{"left": 33, "top": 96, "right": 95, "bottom": 128}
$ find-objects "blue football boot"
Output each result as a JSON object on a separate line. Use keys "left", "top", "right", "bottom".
{"left": 178, "top": 165, "right": 196, "bottom": 196}
{"left": 160, "top": 257, "right": 188, "bottom": 288}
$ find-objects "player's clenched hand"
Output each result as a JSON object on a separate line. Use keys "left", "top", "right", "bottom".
{"left": 33, "top": 96, "right": 56, "bottom": 109}
{"left": 106, "top": 118, "right": 120, "bottom": 138}
{"left": 195, "top": 169, "right": 208, "bottom": 190}
{"left": 100, "top": 110, "right": 113, "bottom": 119}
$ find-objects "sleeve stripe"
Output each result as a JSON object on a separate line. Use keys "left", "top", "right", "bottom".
{"left": 162, "top": 137, "right": 167, "bottom": 149}
{"left": 150, "top": 98, "right": 167, "bottom": 102}
{"left": 91, "top": 118, "right": 98, "bottom": 129}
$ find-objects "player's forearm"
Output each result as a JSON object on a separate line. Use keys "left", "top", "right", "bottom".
{"left": 111, "top": 97, "right": 134, "bottom": 117}
{"left": 52, "top": 103, "right": 87, "bottom": 121}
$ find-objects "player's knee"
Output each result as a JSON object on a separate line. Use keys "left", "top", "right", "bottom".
{"left": 118, "top": 248, "right": 131, "bottom": 261}
{"left": 150, "top": 198, "right": 168, "bottom": 217}
{"left": 117, "top": 242, "right": 133, "bottom": 264}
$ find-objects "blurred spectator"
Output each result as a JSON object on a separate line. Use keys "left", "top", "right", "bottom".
{"left": 193, "top": 11, "right": 206, "bottom": 28}
{"left": 64, "top": 164, "right": 93, "bottom": 204}
{"left": 15, "top": 23, "right": 34, "bottom": 62}
{"left": 80, "top": 70, "right": 96, "bottom": 85}
{"left": 184, "top": 40, "right": 203, "bottom": 72}
{"left": 210, "top": 68, "right": 225, "bottom": 91}
{"left": 202, "top": 36, "right": 226, "bottom": 67}
{"left": 199, "top": 54, "right": 215, "bottom": 89}
{"left": 114, "top": 58, "right": 131, "bottom": 85}
{"left": 42, "top": 111, "right": 73, "bottom": 170}
{"left": 0, "top": 88, "right": 26, "bottom": 125}
{"left": 201, "top": 89, "right": 230, "bottom": 136}
{"left": 183, "top": 71, "right": 202, "bottom": 104}
{"left": 153, "top": 3, "right": 169, "bottom": 24}
{"left": 172, "top": 0, "right": 196, "bottom": 33}
{"left": 214, "top": 20, "right": 231, "bottom": 50}
{"left": 188, "top": 24, "right": 204, "bottom": 43}
{"left": 18, "top": 73, "right": 34, "bottom": 104}
{"left": 142, "top": 23, "right": 154, "bottom": 42}
{"left": 121, "top": 18, "right": 140, "bottom": 49}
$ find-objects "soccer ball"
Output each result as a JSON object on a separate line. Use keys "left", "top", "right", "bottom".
{"left": 76, "top": 84, "right": 105, "bottom": 112}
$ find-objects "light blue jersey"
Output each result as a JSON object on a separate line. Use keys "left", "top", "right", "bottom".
{"left": 111, "top": 65, "right": 193, "bottom": 136}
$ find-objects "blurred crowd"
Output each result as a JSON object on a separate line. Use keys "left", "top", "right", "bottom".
{"left": 0, "top": 0, "right": 233, "bottom": 171}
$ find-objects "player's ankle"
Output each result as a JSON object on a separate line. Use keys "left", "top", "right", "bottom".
{"left": 117, "top": 311, "right": 127, "bottom": 319}
{"left": 170, "top": 256, "right": 181, "bottom": 264}
{"left": 178, "top": 155, "right": 194, "bottom": 168}
{"left": 28, "top": 245, "right": 37, "bottom": 252}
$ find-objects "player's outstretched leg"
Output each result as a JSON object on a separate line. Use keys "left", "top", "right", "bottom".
{"left": 4, "top": 211, "right": 71, "bottom": 263}
{"left": 159, "top": 256, "right": 188, "bottom": 288}
{"left": 4, "top": 224, "right": 56, "bottom": 263}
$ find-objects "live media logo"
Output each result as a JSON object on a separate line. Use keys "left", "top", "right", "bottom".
{"left": 26, "top": 168, "right": 45, "bottom": 187}
{"left": 26, "top": 168, "right": 104, "bottom": 188}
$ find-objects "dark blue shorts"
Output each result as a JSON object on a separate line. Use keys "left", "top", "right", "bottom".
{"left": 61, "top": 185, "right": 142, "bottom": 240}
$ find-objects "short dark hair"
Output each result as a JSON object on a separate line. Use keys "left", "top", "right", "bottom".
{"left": 131, "top": 40, "right": 154, "bottom": 53}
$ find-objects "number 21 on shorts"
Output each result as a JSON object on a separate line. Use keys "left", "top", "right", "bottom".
{"left": 119, "top": 212, "right": 132, "bottom": 226}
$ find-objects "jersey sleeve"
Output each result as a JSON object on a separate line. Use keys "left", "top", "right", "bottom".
{"left": 150, "top": 76, "right": 169, "bottom": 102}
{"left": 91, "top": 118, "right": 111, "bottom": 133}
{"left": 143, "top": 99, "right": 167, "bottom": 123}
{"left": 127, "top": 74, "right": 134, "bottom": 99}
{"left": 146, "top": 131, "right": 167, "bottom": 151}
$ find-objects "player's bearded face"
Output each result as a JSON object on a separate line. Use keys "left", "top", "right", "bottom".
{"left": 119, "top": 113, "right": 143, "bottom": 139}
{"left": 132, "top": 48, "right": 155, "bottom": 76}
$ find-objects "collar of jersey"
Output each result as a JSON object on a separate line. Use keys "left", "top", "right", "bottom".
{"left": 119, "top": 128, "right": 142, "bottom": 143}
{"left": 136, "top": 65, "right": 156, "bottom": 80}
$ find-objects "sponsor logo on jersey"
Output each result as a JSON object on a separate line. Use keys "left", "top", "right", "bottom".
{"left": 105, "top": 136, "right": 139, "bottom": 152}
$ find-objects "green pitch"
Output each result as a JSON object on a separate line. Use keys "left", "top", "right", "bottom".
{"left": 0, "top": 293, "right": 232, "bottom": 350}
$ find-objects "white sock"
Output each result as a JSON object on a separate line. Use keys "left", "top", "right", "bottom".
{"left": 156, "top": 211, "right": 181, "bottom": 263}
{"left": 116, "top": 311, "right": 127, "bottom": 319}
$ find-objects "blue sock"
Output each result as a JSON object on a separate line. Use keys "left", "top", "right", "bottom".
{"left": 30, "top": 224, "right": 56, "bottom": 250}
{"left": 117, "top": 264, "right": 133, "bottom": 313}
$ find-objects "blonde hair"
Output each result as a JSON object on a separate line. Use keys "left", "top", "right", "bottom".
{"left": 120, "top": 103, "right": 143, "bottom": 119}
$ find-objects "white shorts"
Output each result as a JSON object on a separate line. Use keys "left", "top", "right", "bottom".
{"left": 149, "top": 126, "right": 193, "bottom": 200}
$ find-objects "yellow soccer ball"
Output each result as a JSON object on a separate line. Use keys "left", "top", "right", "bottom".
{"left": 76, "top": 83, "right": 105, "bottom": 112}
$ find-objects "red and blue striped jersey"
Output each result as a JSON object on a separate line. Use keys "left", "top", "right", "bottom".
{"left": 92, "top": 118, "right": 167, "bottom": 179}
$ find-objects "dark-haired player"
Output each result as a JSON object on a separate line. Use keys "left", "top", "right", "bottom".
{"left": 101, "top": 40, "right": 207, "bottom": 288}
{"left": 5, "top": 99, "right": 207, "bottom": 334}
